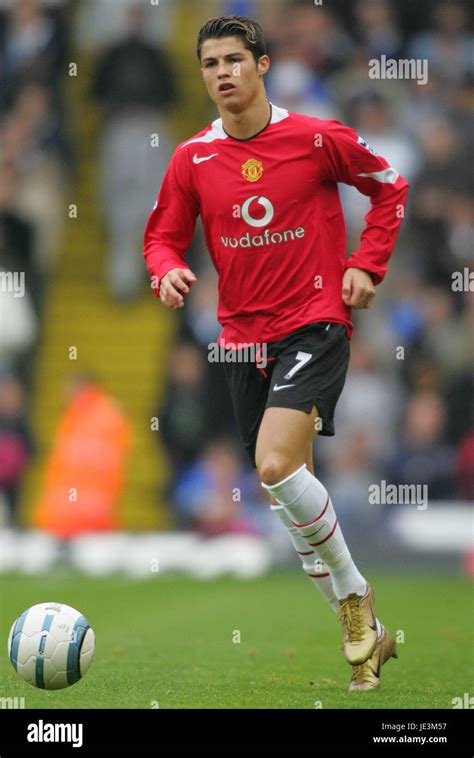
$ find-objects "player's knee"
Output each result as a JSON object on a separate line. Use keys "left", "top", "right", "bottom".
{"left": 257, "top": 454, "right": 302, "bottom": 486}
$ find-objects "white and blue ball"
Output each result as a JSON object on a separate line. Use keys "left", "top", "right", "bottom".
{"left": 7, "top": 602, "right": 95, "bottom": 690}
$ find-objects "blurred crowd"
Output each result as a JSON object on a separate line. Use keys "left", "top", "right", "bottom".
{"left": 0, "top": 0, "right": 472, "bottom": 535}
{"left": 0, "top": 0, "right": 72, "bottom": 524}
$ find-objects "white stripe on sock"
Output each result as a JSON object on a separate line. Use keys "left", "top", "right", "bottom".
{"left": 263, "top": 466, "right": 367, "bottom": 599}
{"left": 271, "top": 505, "right": 340, "bottom": 613}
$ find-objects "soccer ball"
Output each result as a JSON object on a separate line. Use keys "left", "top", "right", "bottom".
{"left": 7, "top": 602, "right": 95, "bottom": 690}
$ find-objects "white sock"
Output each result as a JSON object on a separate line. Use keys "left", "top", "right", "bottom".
{"left": 271, "top": 502, "right": 383, "bottom": 639}
{"left": 262, "top": 464, "right": 367, "bottom": 600}
{"left": 271, "top": 504, "right": 340, "bottom": 612}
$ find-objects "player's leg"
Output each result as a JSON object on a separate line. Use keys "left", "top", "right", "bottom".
{"left": 269, "top": 440, "right": 340, "bottom": 612}
{"left": 223, "top": 326, "right": 395, "bottom": 682}
{"left": 222, "top": 334, "right": 395, "bottom": 685}
{"left": 256, "top": 405, "right": 378, "bottom": 665}
{"left": 268, "top": 436, "right": 396, "bottom": 690}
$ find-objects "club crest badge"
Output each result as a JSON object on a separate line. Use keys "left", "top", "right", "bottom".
{"left": 242, "top": 158, "right": 263, "bottom": 182}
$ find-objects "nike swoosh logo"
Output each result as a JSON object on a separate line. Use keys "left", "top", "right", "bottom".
{"left": 193, "top": 153, "right": 218, "bottom": 164}
{"left": 273, "top": 383, "right": 295, "bottom": 391}
{"left": 368, "top": 663, "right": 380, "bottom": 679}
{"left": 306, "top": 524, "right": 326, "bottom": 539}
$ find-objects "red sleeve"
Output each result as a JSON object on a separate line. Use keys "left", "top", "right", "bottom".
{"left": 321, "top": 120, "right": 409, "bottom": 284}
{"left": 143, "top": 146, "right": 200, "bottom": 297}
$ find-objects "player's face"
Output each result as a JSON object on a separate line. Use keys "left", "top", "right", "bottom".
{"left": 200, "top": 37, "right": 268, "bottom": 111}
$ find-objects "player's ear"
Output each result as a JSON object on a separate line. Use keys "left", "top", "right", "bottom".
{"left": 257, "top": 55, "right": 270, "bottom": 77}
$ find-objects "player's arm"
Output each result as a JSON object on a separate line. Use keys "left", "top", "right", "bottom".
{"left": 321, "top": 120, "right": 409, "bottom": 309}
{"left": 143, "top": 147, "right": 200, "bottom": 309}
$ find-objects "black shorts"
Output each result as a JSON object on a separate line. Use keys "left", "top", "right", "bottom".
{"left": 223, "top": 321, "right": 350, "bottom": 468}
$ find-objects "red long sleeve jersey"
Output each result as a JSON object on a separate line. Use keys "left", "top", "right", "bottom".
{"left": 143, "top": 103, "right": 409, "bottom": 344}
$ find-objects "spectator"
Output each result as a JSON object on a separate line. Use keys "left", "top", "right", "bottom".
{"left": 0, "top": 264, "right": 37, "bottom": 375}
{"left": 407, "top": 1, "right": 474, "bottom": 85}
{"left": 411, "top": 115, "right": 470, "bottom": 286}
{"left": 384, "top": 268, "right": 426, "bottom": 348}
{"left": 455, "top": 429, "right": 474, "bottom": 500}
{"left": 13, "top": 82, "right": 73, "bottom": 180}
{"left": 339, "top": 91, "right": 419, "bottom": 246}
{"left": 33, "top": 374, "right": 131, "bottom": 537}
{"left": 159, "top": 341, "right": 211, "bottom": 475}
{"left": 266, "top": 59, "right": 340, "bottom": 120}
{"left": 0, "top": 0, "right": 67, "bottom": 114}
{"left": 421, "top": 287, "right": 472, "bottom": 381}
{"left": 398, "top": 72, "right": 448, "bottom": 141}
{"left": 328, "top": 45, "right": 407, "bottom": 118}
{"left": 0, "top": 84, "right": 69, "bottom": 273}
{"left": 75, "top": 0, "right": 175, "bottom": 50}
{"left": 0, "top": 371, "right": 34, "bottom": 525}
{"left": 282, "top": 1, "right": 354, "bottom": 76}
{"left": 0, "top": 160, "right": 41, "bottom": 312}
{"left": 319, "top": 338, "right": 403, "bottom": 478}
{"left": 352, "top": 0, "right": 403, "bottom": 58}
{"left": 181, "top": 265, "right": 221, "bottom": 347}
{"left": 91, "top": 1, "right": 177, "bottom": 301}
{"left": 388, "top": 392, "right": 456, "bottom": 500}
{"left": 171, "top": 436, "right": 259, "bottom": 536}
{"left": 444, "top": 364, "right": 474, "bottom": 448}
{"left": 320, "top": 427, "right": 381, "bottom": 516}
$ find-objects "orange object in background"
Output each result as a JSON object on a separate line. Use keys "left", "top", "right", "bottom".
{"left": 34, "top": 378, "right": 131, "bottom": 537}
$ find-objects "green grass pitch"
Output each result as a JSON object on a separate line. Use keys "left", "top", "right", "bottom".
{"left": 0, "top": 571, "right": 472, "bottom": 709}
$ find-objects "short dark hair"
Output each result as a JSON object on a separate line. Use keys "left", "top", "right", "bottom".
{"left": 197, "top": 15, "right": 266, "bottom": 64}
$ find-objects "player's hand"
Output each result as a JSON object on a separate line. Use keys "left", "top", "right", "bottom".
{"left": 342, "top": 267, "right": 375, "bottom": 309}
{"left": 159, "top": 268, "right": 197, "bottom": 309}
